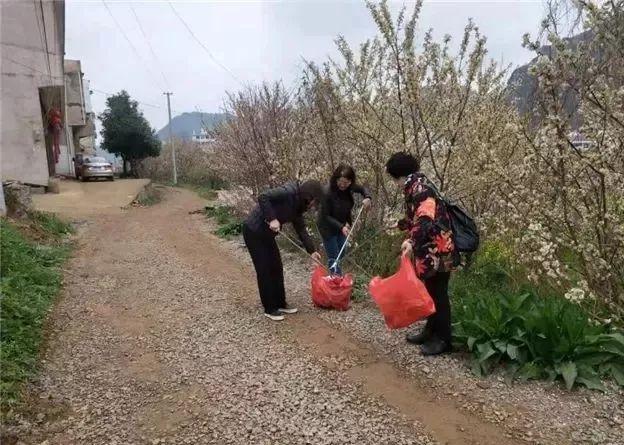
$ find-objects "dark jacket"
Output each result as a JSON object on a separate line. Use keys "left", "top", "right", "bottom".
{"left": 244, "top": 182, "right": 316, "bottom": 254}
{"left": 317, "top": 184, "right": 371, "bottom": 238}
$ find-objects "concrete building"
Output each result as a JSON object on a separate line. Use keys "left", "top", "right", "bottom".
{"left": 81, "top": 78, "right": 96, "bottom": 153}
{"left": 60, "top": 59, "right": 96, "bottom": 176}
{"left": 1, "top": 0, "right": 67, "bottom": 186}
{"left": 191, "top": 129, "right": 216, "bottom": 145}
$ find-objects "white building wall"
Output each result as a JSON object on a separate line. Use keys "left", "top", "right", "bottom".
{"left": 83, "top": 78, "right": 93, "bottom": 113}
{"left": 0, "top": 0, "right": 65, "bottom": 186}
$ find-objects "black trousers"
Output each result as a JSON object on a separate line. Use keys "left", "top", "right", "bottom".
{"left": 243, "top": 224, "right": 286, "bottom": 314}
{"left": 423, "top": 272, "right": 452, "bottom": 344}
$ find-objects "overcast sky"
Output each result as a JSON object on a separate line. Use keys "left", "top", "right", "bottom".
{"left": 66, "top": 0, "right": 547, "bottom": 132}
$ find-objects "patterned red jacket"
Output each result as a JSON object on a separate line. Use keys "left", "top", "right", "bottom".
{"left": 398, "top": 173, "right": 456, "bottom": 279}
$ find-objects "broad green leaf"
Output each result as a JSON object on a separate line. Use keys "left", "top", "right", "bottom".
{"left": 506, "top": 344, "right": 519, "bottom": 361}
{"left": 477, "top": 342, "right": 498, "bottom": 363}
{"left": 493, "top": 340, "right": 507, "bottom": 353}
{"left": 517, "top": 362, "right": 541, "bottom": 381}
{"left": 545, "top": 367, "right": 558, "bottom": 383}
{"left": 576, "top": 376, "right": 605, "bottom": 391}
{"left": 467, "top": 336, "right": 477, "bottom": 350}
{"left": 605, "top": 333, "right": 624, "bottom": 347}
{"left": 559, "top": 362, "right": 578, "bottom": 390}
{"left": 606, "top": 363, "right": 624, "bottom": 386}
{"left": 599, "top": 343, "right": 624, "bottom": 357}
{"left": 574, "top": 352, "right": 616, "bottom": 366}
{"left": 471, "top": 359, "right": 483, "bottom": 377}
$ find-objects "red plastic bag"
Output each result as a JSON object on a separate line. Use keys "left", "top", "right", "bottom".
{"left": 311, "top": 265, "right": 353, "bottom": 311}
{"left": 368, "top": 256, "right": 436, "bottom": 329}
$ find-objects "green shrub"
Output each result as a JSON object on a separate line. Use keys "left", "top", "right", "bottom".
{"left": 205, "top": 206, "right": 242, "bottom": 239}
{"left": 0, "top": 217, "right": 71, "bottom": 416}
{"left": 452, "top": 242, "right": 624, "bottom": 390}
{"left": 343, "top": 226, "right": 402, "bottom": 278}
{"left": 351, "top": 277, "right": 368, "bottom": 302}
{"left": 215, "top": 221, "right": 243, "bottom": 238}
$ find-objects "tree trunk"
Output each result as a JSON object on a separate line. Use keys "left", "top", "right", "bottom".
{"left": 122, "top": 157, "right": 128, "bottom": 176}
{"left": 129, "top": 159, "right": 140, "bottom": 178}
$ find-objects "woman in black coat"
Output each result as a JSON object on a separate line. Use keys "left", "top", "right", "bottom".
{"left": 243, "top": 180, "right": 323, "bottom": 321}
{"left": 317, "top": 165, "right": 371, "bottom": 275}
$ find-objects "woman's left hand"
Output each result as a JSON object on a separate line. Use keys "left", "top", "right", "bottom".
{"left": 311, "top": 251, "right": 322, "bottom": 263}
{"left": 362, "top": 198, "right": 372, "bottom": 209}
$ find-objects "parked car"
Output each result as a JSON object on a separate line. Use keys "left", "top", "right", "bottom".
{"left": 73, "top": 155, "right": 114, "bottom": 181}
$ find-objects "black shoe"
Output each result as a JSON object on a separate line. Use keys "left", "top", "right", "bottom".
{"left": 420, "top": 337, "right": 451, "bottom": 356}
{"left": 406, "top": 329, "right": 432, "bottom": 345}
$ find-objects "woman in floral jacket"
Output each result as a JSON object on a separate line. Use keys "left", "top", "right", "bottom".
{"left": 386, "top": 152, "right": 456, "bottom": 355}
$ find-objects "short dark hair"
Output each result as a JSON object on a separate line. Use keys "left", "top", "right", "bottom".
{"left": 299, "top": 180, "right": 324, "bottom": 204}
{"left": 385, "top": 152, "right": 420, "bottom": 179}
{"left": 330, "top": 164, "right": 356, "bottom": 192}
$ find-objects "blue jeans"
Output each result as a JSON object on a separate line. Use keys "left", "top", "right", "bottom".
{"left": 323, "top": 233, "right": 347, "bottom": 275}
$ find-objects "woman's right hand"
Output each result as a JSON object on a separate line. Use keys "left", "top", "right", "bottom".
{"left": 269, "top": 219, "right": 281, "bottom": 232}
{"left": 341, "top": 225, "right": 350, "bottom": 237}
{"left": 401, "top": 239, "right": 413, "bottom": 257}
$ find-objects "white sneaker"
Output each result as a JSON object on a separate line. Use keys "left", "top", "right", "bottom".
{"left": 278, "top": 306, "right": 298, "bottom": 314}
{"left": 264, "top": 311, "right": 285, "bottom": 321}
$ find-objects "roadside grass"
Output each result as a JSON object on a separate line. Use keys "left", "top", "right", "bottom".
{"left": 0, "top": 213, "right": 73, "bottom": 418}
{"left": 204, "top": 205, "right": 242, "bottom": 239}
{"left": 450, "top": 242, "right": 624, "bottom": 390}
{"left": 135, "top": 185, "right": 164, "bottom": 206}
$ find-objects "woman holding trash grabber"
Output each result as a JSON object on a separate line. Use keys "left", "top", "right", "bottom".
{"left": 243, "top": 180, "right": 323, "bottom": 321}
{"left": 386, "top": 152, "right": 458, "bottom": 356}
{"left": 317, "top": 164, "right": 372, "bottom": 275}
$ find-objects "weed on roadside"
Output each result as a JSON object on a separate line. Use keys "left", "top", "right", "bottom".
{"left": 451, "top": 242, "right": 624, "bottom": 390}
{"left": 134, "top": 186, "right": 163, "bottom": 207}
{"left": 205, "top": 206, "right": 242, "bottom": 239}
{"left": 0, "top": 216, "right": 72, "bottom": 417}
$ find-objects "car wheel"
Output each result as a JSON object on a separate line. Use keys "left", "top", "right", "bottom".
{"left": 108, "top": 176, "right": 114, "bottom": 181}
{"left": 81, "top": 176, "right": 88, "bottom": 182}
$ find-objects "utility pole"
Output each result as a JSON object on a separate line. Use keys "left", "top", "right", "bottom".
{"left": 164, "top": 92, "right": 177, "bottom": 185}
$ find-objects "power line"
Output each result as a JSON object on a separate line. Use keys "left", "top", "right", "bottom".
{"left": 32, "top": 0, "right": 52, "bottom": 81}
{"left": 90, "top": 88, "right": 184, "bottom": 117}
{"left": 167, "top": 1, "right": 243, "bottom": 86}
{"left": 90, "top": 88, "right": 162, "bottom": 109}
{"left": 2, "top": 55, "right": 64, "bottom": 80}
{"left": 38, "top": 0, "right": 53, "bottom": 79}
{"left": 1, "top": 57, "right": 165, "bottom": 111}
{"left": 129, "top": 4, "right": 170, "bottom": 89}
{"left": 101, "top": 0, "right": 164, "bottom": 90}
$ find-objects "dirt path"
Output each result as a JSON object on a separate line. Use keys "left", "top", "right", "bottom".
{"left": 32, "top": 179, "right": 150, "bottom": 218}
{"left": 7, "top": 188, "right": 530, "bottom": 444}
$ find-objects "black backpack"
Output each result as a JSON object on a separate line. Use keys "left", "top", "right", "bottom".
{"left": 425, "top": 178, "right": 480, "bottom": 253}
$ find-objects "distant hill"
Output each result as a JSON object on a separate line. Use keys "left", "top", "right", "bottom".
{"left": 506, "top": 30, "right": 594, "bottom": 126}
{"left": 157, "top": 112, "right": 227, "bottom": 140}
